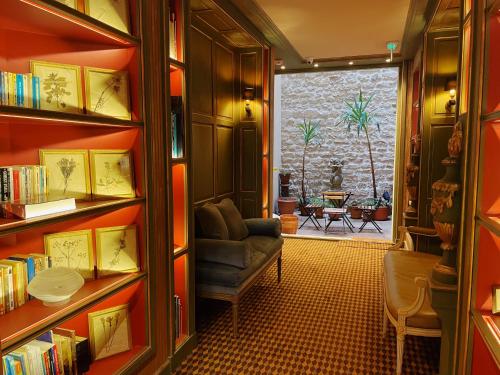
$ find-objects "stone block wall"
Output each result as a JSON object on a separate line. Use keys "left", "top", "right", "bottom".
{"left": 279, "top": 68, "right": 398, "bottom": 201}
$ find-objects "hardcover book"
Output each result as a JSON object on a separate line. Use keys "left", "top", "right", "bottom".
{"left": 0, "top": 197, "right": 76, "bottom": 219}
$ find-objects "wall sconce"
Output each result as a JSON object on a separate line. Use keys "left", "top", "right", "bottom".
{"left": 243, "top": 87, "right": 254, "bottom": 117}
{"left": 445, "top": 79, "right": 457, "bottom": 112}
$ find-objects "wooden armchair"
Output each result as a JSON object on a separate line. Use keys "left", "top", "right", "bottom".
{"left": 383, "top": 226, "right": 442, "bottom": 375}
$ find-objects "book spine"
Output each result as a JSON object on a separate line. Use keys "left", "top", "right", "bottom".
{"left": 33, "top": 76, "right": 41, "bottom": 109}
{"left": 1, "top": 266, "right": 15, "bottom": 312}
{"left": 1, "top": 168, "right": 10, "bottom": 202}
{"left": 26, "top": 73, "right": 33, "bottom": 109}
{"left": 8, "top": 72, "right": 15, "bottom": 106}
{"left": 0, "top": 71, "right": 4, "bottom": 106}
{"left": 12, "top": 169, "right": 20, "bottom": 201}
{"left": 15, "top": 74, "right": 23, "bottom": 107}
{"left": 0, "top": 268, "right": 4, "bottom": 315}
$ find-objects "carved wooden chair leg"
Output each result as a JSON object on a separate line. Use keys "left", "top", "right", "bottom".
{"left": 277, "top": 255, "right": 282, "bottom": 283}
{"left": 232, "top": 301, "right": 239, "bottom": 338}
{"left": 396, "top": 333, "right": 405, "bottom": 375}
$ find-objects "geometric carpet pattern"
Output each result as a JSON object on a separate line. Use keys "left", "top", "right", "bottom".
{"left": 174, "top": 238, "right": 440, "bottom": 374}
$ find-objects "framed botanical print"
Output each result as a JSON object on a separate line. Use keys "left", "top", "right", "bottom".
{"left": 95, "top": 225, "right": 139, "bottom": 277}
{"left": 84, "top": 67, "right": 131, "bottom": 120}
{"left": 44, "top": 230, "right": 95, "bottom": 279}
{"left": 54, "top": 0, "right": 78, "bottom": 9}
{"left": 31, "top": 60, "right": 83, "bottom": 114}
{"left": 84, "top": 0, "right": 131, "bottom": 34}
{"left": 89, "top": 150, "right": 135, "bottom": 198}
{"left": 88, "top": 304, "right": 132, "bottom": 360}
{"left": 40, "top": 149, "right": 92, "bottom": 201}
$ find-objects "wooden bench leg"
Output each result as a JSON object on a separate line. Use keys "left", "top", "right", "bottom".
{"left": 396, "top": 333, "right": 405, "bottom": 375}
{"left": 232, "top": 302, "right": 239, "bottom": 338}
{"left": 277, "top": 255, "right": 282, "bottom": 283}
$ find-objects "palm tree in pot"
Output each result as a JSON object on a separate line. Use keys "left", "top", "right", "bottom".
{"left": 297, "top": 119, "right": 321, "bottom": 210}
{"left": 338, "top": 90, "right": 380, "bottom": 199}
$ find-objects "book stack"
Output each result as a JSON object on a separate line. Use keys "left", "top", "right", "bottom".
{"left": 1, "top": 329, "right": 91, "bottom": 375}
{"left": 0, "top": 253, "right": 51, "bottom": 315}
{"left": 0, "top": 72, "right": 41, "bottom": 109}
{"left": 174, "top": 294, "right": 182, "bottom": 339}
{"left": 169, "top": 9, "right": 177, "bottom": 59}
{"left": 0, "top": 166, "right": 48, "bottom": 203}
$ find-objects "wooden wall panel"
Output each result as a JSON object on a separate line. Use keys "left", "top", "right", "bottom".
{"left": 191, "top": 27, "right": 213, "bottom": 116}
{"left": 215, "top": 43, "right": 234, "bottom": 120}
{"left": 240, "top": 127, "right": 257, "bottom": 192}
{"left": 193, "top": 123, "right": 214, "bottom": 202}
{"left": 239, "top": 52, "right": 257, "bottom": 121}
{"left": 216, "top": 125, "right": 234, "bottom": 195}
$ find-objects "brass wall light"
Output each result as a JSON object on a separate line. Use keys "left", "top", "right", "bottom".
{"left": 445, "top": 79, "right": 457, "bottom": 112}
{"left": 243, "top": 87, "right": 255, "bottom": 117}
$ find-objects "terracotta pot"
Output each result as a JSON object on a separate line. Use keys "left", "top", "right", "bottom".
{"left": 315, "top": 208, "right": 324, "bottom": 219}
{"left": 328, "top": 213, "right": 341, "bottom": 220}
{"left": 279, "top": 173, "right": 291, "bottom": 185}
{"left": 277, "top": 197, "right": 297, "bottom": 215}
{"left": 374, "top": 206, "right": 391, "bottom": 221}
{"left": 280, "top": 214, "right": 298, "bottom": 234}
{"left": 299, "top": 205, "right": 309, "bottom": 216}
{"left": 350, "top": 207, "right": 362, "bottom": 219}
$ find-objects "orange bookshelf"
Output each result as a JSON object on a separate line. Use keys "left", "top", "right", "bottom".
{"left": 174, "top": 254, "right": 188, "bottom": 348}
{"left": 173, "top": 163, "right": 187, "bottom": 252}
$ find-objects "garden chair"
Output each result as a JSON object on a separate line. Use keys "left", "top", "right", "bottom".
{"left": 322, "top": 191, "right": 355, "bottom": 233}
{"left": 358, "top": 198, "right": 383, "bottom": 233}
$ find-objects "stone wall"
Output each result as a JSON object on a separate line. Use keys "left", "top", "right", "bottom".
{"left": 279, "top": 68, "right": 398, "bottom": 201}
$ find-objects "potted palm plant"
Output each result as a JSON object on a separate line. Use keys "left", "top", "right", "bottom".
{"left": 297, "top": 119, "right": 321, "bottom": 214}
{"left": 338, "top": 90, "right": 380, "bottom": 199}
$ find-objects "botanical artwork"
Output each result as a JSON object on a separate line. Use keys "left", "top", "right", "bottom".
{"left": 84, "top": 0, "right": 130, "bottom": 34}
{"left": 44, "top": 230, "right": 94, "bottom": 279}
{"left": 54, "top": 0, "right": 77, "bottom": 9}
{"left": 84, "top": 67, "right": 131, "bottom": 120}
{"left": 88, "top": 304, "right": 132, "bottom": 360}
{"left": 89, "top": 150, "right": 135, "bottom": 198}
{"left": 95, "top": 225, "right": 139, "bottom": 277}
{"left": 31, "top": 61, "right": 83, "bottom": 114}
{"left": 40, "top": 149, "right": 91, "bottom": 200}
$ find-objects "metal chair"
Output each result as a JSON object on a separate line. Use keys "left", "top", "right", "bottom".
{"left": 322, "top": 191, "right": 355, "bottom": 233}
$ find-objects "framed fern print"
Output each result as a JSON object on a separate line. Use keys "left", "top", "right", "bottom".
{"left": 84, "top": 0, "right": 131, "bottom": 34}
{"left": 95, "top": 225, "right": 139, "bottom": 277}
{"left": 31, "top": 60, "right": 83, "bottom": 114}
{"left": 89, "top": 150, "right": 135, "bottom": 198}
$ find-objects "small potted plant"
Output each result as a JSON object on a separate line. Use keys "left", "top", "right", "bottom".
{"left": 278, "top": 196, "right": 298, "bottom": 215}
{"left": 349, "top": 199, "right": 363, "bottom": 219}
{"left": 374, "top": 192, "right": 392, "bottom": 221}
{"left": 309, "top": 197, "right": 324, "bottom": 218}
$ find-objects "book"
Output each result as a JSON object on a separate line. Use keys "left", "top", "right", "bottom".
{"left": 0, "top": 260, "right": 26, "bottom": 308}
{"left": 0, "top": 197, "right": 76, "bottom": 219}
{"left": 29, "top": 253, "right": 52, "bottom": 273}
{"left": 0, "top": 268, "right": 4, "bottom": 315}
{"left": 0, "top": 167, "right": 10, "bottom": 201}
{"left": 0, "top": 264, "right": 15, "bottom": 312}
{"left": 53, "top": 328, "right": 77, "bottom": 375}
{"left": 75, "top": 336, "right": 91, "bottom": 374}
{"left": 9, "top": 254, "right": 36, "bottom": 284}
{"left": 7, "top": 351, "right": 30, "bottom": 375}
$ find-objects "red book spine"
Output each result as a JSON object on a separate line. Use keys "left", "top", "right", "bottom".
{"left": 12, "top": 170, "right": 19, "bottom": 201}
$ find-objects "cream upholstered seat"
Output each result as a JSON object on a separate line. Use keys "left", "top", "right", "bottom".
{"left": 383, "top": 226, "right": 442, "bottom": 375}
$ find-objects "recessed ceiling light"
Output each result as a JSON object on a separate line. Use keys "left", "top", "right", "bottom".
{"left": 280, "top": 65, "right": 286, "bottom": 70}
{"left": 314, "top": 63, "right": 319, "bottom": 68}
{"left": 386, "top": 58, "right": 391, "bottom": 63}
{"left": 348, "top": 61, "right": 354, "bottom": 65}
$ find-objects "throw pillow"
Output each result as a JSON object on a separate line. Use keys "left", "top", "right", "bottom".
{"left": 216, "top": 198, "right": 249, "bottom": 241}
{"left": 195, "top": 203, "right": 229, "bottom": 240}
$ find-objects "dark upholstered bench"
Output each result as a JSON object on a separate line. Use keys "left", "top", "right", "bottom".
{"left": 195, "top": 199, "right": 283, "bottom": 337}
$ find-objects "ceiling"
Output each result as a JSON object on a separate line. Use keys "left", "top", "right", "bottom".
{"left": 254, "top": 0, "right": 412, "bottom": 61}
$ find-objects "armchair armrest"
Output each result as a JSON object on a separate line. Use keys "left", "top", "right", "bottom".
{"left": 195, "top": 239, "right": 250, "bottom": 269}
{"left": 407, "top": 226, "right": 438, "bottom": 237}
{"left": 244, "top": 218, "right": 281, "bottom": 237}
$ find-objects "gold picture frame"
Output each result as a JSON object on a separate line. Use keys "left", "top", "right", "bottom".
{"left": 88, "top": 304, "right": 132, "bottom": 360}
{"left": 54, "top": 0, "right": 78, "bottom": 9}
{"left": 95, "top": 225, "right": 139, "bottom": 278}
{"left": 84, "top": 67, "right": 131, "bottom": 120}
{"left": 84, "top": 0, "right": 131, "bottom": 34}
{"left": 89, "top": 150, "right": 135, "bottom": 198}
{"left": 493, "top": 285, "right": 500, "bottom": 315}
{"left": 31, "top": 60, "right": 83, "bottom": 114}
{"left": 40, "top": 149, "right": 92, "bottom": 201}
{"left": 44, "top": 230, "right": 95, "bottom": 280}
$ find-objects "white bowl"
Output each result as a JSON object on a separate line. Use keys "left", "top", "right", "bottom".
{"left": 28, "top": 267, "right": 85, "bottom": 306}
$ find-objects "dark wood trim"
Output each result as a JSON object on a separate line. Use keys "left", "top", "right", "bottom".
{"left": 277, "top": 61, "right": 403, "bottom": 75}
{"left": 400, "top": 0, "right": 437, "bottom": 58}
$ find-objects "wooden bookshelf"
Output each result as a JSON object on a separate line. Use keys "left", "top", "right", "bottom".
{"left": 0, "top": 0, "right": 172, "bottom": 373}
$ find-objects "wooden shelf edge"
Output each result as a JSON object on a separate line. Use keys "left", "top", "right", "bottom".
{"left": 472, "top": 309, "right": 500, "bottom": 369}
{"left": 24, "top": 0, "right": 140, "bottom": 46}
{"left": 169, "top": 58, "right": 186, "bottom": 68}
{"left": 481, "top": 111, "right": 500, "bottom": 123}
{"left": 477, "top": 214, "right": 500, "bottom": 237}
{"left": 1, "top": 272, "right": 147, "bottom": 353}
{"left": 0, "top": 197, "right": 145, "bottom": 237}
{"left": 0, "top": 106, "right": 143, "bottom": 128}
{"left": 174, "top": 246, "right": 189, "bottom": 258}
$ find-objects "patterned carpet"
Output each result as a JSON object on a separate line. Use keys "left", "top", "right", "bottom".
{"left": 175, "top": 238, "right": 440, "bottom": 374}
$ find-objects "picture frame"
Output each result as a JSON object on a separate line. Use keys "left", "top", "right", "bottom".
{"left": 493, "top": 285, "right": 500, "bottom": 315}
{"left": 31, "top": 60, "right": 83, "bottom": 114}
{"left": 95, "top": 225, "right": 139, "bottom": 277}
{"left": 54, "top": 0, "right": 78, "bottom": 9}
{"left": 89, "top": 150, "right": 136, "bottom": 198}
{"left": 84, "top": 0, "right": 131, "bottom": 34}
{"left": 44, "top": 229, "right": 95, "bottom": 280}
{"left": 40, "top": 149, "right": 92, "bottom": 201}
{"left": 88, "top": 304, "right": 132, "bottom": 360}
{"left": 84, "top": 67, "right": 131, "bottom": 120}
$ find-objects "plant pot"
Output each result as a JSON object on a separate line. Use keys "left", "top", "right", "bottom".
{"left": 278, "top": 173, "right": 291, "bottom": 185}
{"left": 328, "top": 213, "right": 341, "bottom": 220}
{"left": 350, "top": 207, "right": 362, "bottom": 219}
{"left": 277, "top": 197, "right": 297, "bottom": 215}
{"left": 299, "top": 205, "right": 309, "bottom": 216}
{"left": 315, "top": 208, "right": 324, "bottom": 219}
{"left": 374, "top": 206, "right": 390, "bottom": 221}
{"left": 280, "top": 214, "right": 298, "bottom": 234}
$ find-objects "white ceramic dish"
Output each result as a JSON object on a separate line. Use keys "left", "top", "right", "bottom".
{"left": 27, "top": 267, "right": 85, "bottom": 306}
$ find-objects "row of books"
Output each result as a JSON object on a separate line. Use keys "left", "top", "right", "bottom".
{"left": 2, "top": 329, "right": 90, "bottom": 375}
{"left": 0, "top": 72, "right": 41, "bottom": 109}
{"left": 0, "top": 253, "right": 51, "bottom": 315}
{"left": 174, "top": 294, "right": 183, "bottom": 339}
{"left": 0, "top": 166, "right": 48, "bottom": 202}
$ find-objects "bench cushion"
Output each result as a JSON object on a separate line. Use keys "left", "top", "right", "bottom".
{"left": 243, "top": 235, "right": 284, "bottom": 259}
{"left": 384, "top": 250, "right": 441, "bottom": 330}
